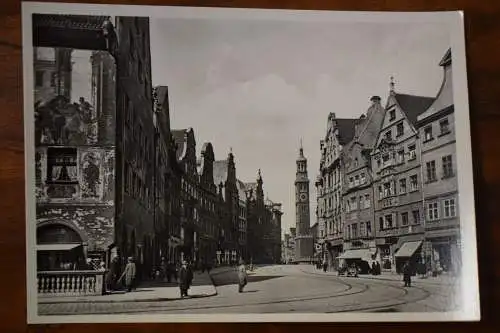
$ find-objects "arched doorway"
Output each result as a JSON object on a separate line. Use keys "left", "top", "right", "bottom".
{"left": 36, "top": 223, "right": 85, "bottom": 271}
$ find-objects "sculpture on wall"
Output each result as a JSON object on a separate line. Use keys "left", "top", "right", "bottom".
{"left": 81, "top": 151, "right": 101, "bottom": 199}
{"left": 103, "top": 150, "right": 115, "bottom": 202}
{"left": 34, "top": 96, "right": 99, "bottom": 146}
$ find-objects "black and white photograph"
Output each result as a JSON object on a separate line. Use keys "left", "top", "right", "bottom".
{"left": 22, "top": 2, "right": 479, "bottom": 323}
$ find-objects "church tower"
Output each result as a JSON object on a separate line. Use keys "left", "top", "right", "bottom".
{"left": 294, "top": 141, "right": 314, "bottom": 263}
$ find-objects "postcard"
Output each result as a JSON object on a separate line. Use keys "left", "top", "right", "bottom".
{"left": 22, "top": 2, "right": 479, "bottom": 323}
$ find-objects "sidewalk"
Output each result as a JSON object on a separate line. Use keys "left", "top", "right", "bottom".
{"left": 38, "top": 271, "right": 217, "bottom": 304}
{"left": 301, "top": 265, "right": 459, "bottom": 286}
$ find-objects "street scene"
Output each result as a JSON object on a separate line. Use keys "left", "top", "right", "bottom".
{"left": 39, "top": 265, "right": 460, "bottom": 315}
{"left": 27, "top": 9, "right": 465, "bottom": 319}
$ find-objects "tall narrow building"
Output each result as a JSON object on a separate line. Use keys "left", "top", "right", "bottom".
{"left": 295, "top": 142, "right": 314, "bottom": 263}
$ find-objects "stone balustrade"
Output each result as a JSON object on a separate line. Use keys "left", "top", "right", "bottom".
{"left": 37, "top": 270, "right": 106, "bottom": 296}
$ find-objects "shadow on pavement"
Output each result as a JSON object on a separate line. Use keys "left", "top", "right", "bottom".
{"left": 212, "top": 275, "right": 284, "bottom": 286}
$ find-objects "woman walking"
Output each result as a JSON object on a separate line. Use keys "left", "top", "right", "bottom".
{"left": 237, "top": 259, "right": 248, "bottom": 293}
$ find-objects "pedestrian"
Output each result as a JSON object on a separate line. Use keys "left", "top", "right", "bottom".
{"left": 237, "top": 259, "right": 248, "bottom": 293}
{"left": 403, "top": 261, "right": 412, "bottom": 287}
{"left": 106, "top": 256, "right": 120, "bottom": 292}
{"left": 118, "top": 257, "right": 137, "bottom": 292}
{"left": 322, "top": 260, "right": 328, "bottom": 273}
{"left": 178, "top": 260, "right": 193, "bottom": 298}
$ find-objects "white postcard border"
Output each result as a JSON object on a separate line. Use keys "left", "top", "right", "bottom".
{"left": 22, "top": 2, "right": 479, "bottom": 323}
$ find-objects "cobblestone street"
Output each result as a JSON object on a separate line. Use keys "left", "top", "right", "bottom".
{"left": 38, "top": 265, "right": 460, "bottom": 315}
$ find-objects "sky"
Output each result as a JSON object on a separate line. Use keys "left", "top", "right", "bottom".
{"left": 149, "top": 17, "right": 450, "bottom": 237}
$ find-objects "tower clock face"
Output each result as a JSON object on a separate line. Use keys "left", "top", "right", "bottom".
{"left": 299, "top": 193, "right": 308, "bottom": 202}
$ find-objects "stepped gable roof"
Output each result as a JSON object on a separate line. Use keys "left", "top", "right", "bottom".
{"left": 395, "top": 93, "right": 435, "bottom": 126}
{"left": 153, "top": 86, "right": 168, "bottom": 107}
{"left": 212, "top": 160, "right": 228, "bottom": 187}
{"left": 171, "top": 129, "right": 187, "bottom": 160}
{"left": 236, "top": 179, "right": 247, "bottom": 201}
{"left": 335, "top": 118, "right": 358, "bottom": 145}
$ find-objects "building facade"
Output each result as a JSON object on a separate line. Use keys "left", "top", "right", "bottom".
{"left": 152, "top": 86, "right": 182, "bottom": 266}
{"left": 417, "top": 49, "right": 461, "bottom": 274}
{"left": 172, "top": 128, "right": 200, "bottom": 263}
{"left": 294, "top": 144, "right": 313, "bottom": 263}
{"left": 236, "top": 179, "right": 248, "bottom": 261}
{"left": 33, "top": 14, "right": 121, "bottom": 275}
{"left": 371, "top": 78, "right": 434, "bottom": 273}
{"left": 212, "top": 153, "right": 240, "bottom": 264}
{"left": 114, "top": 16, "right": 157, "bottom": 277}
{"left": 316, "top": 114, "right": 356, "bottom": 269}
{"left": 340, "top": 96, "right": 385, "bottom": 271}
{"left": 196, "top": 142, "right": 219, "bottom": 264}
{"left": 35, "top": 48, "right": 117, "bottom": 271}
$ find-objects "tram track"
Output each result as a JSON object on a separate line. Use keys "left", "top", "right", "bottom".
{"left": 39, "top": 266, "right": 452, "bottom": 315}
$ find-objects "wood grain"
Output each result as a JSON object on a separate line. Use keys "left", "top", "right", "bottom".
{"left": 1, "top": 0, "right": 499, "bottom": 332}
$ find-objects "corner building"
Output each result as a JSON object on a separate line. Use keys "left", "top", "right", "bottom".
{"left": 371, "top": 79, "right": 434, "bottom": 273}
{"left": 417, "top": 49, "right": 461, "bottom": 274}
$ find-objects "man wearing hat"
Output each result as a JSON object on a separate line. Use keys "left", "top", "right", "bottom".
{"left": 178, "top": 260, "right": 193, "bottom": 298}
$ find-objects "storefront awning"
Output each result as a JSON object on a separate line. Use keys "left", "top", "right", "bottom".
{"left": 338, "top": 248, "right": 374, "bottom": 260}
{"left": 395, "top": 241, "right": 422, "bottom": 258}
{"left": 36, "top": 243, "right": 82, "bottom": 251}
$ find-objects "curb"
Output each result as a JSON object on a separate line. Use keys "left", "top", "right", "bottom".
{"left": 38, "top": 288, "right": 218, "bottom": 305}
{"left": 301, "top": 268, "right": 456, "bottom": 286}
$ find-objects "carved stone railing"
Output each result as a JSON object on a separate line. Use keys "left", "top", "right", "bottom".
{"left": 37, "top": 270, "right": 106, "bottom": 296}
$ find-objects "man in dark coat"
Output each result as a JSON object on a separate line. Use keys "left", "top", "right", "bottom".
{"left": 179, "top": 260, "right": 193, "bottom": 297}
{"left": 403, "top": 261, "right": 412, "bottom": 287}
{"left": 106, "top": 256, "right": 120, "bottom": 292}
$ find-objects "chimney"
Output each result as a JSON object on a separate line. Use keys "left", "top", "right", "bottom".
{"left": 370, "top": 96, "right": 381, "bottom": 106}
{"left": 367, "top": 96, "right": 382, "bottom": 119}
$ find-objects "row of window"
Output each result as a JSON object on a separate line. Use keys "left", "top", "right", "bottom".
{"left": 379, "top": 210, "right": 420, "bottom": 230}
{"left": 427, "top": 198, "right": 457, "bottom": 221}
{"left": 345, "top": 221, "right": 372, "bottom": 239}
{"left": 181, "top": 177, "right": 216, "bottom": 213}
{"left": 425, "top": 155, "right": 454, "bottom": 183}
{"left": 378, "top": 175, "right": 419, "bottom": 199}
{"left": 348, "top": 173, "right": 367, "bottom": 188}
{"left": 423, "top": 118, "right": 451, "bottom": 142}
{"left": 375, "top": 144, "right": 417, "bottom": 169}
{"left": 322, "top": 169, "right": 341, "bottom": 189}
{"left": 326, "top": 219, "right": 343, "bottom": 236}
{"left": 385, "top": 116, "right": 405, "bottom": 139}
{"left": 323, "top": 198, "right": 458, "bottom": 237}
{"left": 124, "top": 162, "right": 152, "bottom": 209}
{"left": 346, "top": 194, "right": 371, "bottom": 212}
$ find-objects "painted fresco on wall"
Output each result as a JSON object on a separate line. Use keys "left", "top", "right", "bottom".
{"left": 35, "top": 148, "right": 47, "bottom": 199}
{"left": 36, "top": 147, "right": 114, "bottom": 204}
{"left": 103, "top": 149, "right": 115, "bottom": 203}
{"left": 80, "top": 149, "right": 103, "bottom": 199}
{"left": 35, "top": 96, "right": 98, "bottom": 146}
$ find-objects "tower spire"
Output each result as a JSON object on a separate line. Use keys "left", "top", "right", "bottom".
{"left": 390, "top": 75, "right": 395, "bottom": 94}
{"left": 299, "top": 138, "right": 304, "bottom": 157}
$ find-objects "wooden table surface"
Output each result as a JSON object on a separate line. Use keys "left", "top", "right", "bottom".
{"left": 1, "top": 0, "right": 499, "bottom": 332}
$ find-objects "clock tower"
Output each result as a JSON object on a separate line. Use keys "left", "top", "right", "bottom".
{"left": 294, "top": 141, "right": 314, "bottom": 263}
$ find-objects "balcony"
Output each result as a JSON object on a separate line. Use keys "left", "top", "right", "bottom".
{"left": 37, "top": 270, "right": 106, "bottom": 296}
